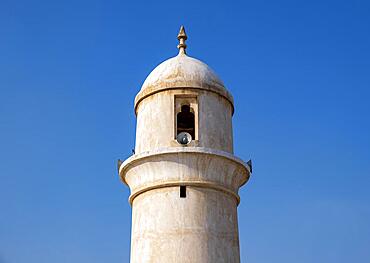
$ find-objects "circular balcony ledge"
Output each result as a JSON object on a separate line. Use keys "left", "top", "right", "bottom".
{"left": 119, "top": 147, "right": 251, "bottom": 205}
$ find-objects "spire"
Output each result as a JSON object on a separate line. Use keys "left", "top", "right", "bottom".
{"left": 177, "top": 25, "right": 187, "bottom": 55}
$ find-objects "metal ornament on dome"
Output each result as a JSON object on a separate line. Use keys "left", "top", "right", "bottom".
{"left": 177, "top": 25, "right": 187, "bottom": 55}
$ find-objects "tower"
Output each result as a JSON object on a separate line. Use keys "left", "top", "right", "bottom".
{"left": 118, "top": 26, "right": 251, "bottom": 263}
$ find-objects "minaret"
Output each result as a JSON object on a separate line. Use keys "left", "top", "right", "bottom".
{"left": 119, "top": 26, "right": 251, "bottom": 263}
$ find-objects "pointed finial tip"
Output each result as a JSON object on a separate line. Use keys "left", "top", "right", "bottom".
{"left": 177, "top": 25, "right": 187, "bottom": 54}
{"left": 177, "top": 25, "right": 187, "bottom": 40}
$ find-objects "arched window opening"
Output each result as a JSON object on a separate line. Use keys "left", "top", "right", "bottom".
{"left": 177, "top": 104, "right": 195, "bottom": 139}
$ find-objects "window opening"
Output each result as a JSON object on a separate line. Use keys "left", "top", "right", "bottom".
{"left": 177, "top": 105, "right": 195, "bottom": 139}
{"left": 180, "top": 186, "right": 186, "bottom": 198}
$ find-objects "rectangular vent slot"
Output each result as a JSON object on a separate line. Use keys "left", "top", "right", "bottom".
{"left": 180, "top": 186, "right": 186, "bottom": 198}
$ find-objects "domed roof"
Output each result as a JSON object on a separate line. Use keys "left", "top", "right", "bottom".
{"left": 134, "top": 26, "right": 234, "bottom": 113}
{"left": 140, "top": 53, "right": 226, "bottom": 93}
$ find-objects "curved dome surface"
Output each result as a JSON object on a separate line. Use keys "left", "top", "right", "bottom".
{"left": 134, "top": 53, "right": 234, "bottom": 112}
{"left": 141, "top": 54, "right": 225, "bottom": 91}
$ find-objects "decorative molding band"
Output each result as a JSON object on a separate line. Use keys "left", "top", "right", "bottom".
{"left": 128, "top": 180, "right": 241, "bottom": 206}
{"left": 134, "top": 86, "right": 234, "bottom": 115}
{"left": 119, "top": 146, "right": 250, "bottom": 184}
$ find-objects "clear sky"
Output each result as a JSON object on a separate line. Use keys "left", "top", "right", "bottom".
{"left": 1, "top": 0, "right": 370, "bottom": 262}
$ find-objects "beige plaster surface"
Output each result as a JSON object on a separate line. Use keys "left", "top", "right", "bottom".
{"left": 120, "top": 50, "right": 249, "bottom": 263}
{"left": 134, "top": 53, "right": 234, "bottom": 114}
{"left": 120, "top": 147, "right": 249, "bottom": 263}
{"left": 130, "top": 187, "right": 240, "bottom": 263}
{"left": 135, "top": 89, "right": 234, "bottom": 154}
{"left": 120, "top": 147, "right": 249, "bottom": 205}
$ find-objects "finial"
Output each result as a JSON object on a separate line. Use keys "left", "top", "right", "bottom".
{"left": 177, "top": 25, "right": 187, "bottom": 55}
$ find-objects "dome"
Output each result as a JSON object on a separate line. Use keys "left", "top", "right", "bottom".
{"left": 134, "top": 26, "right": 234, "bottom": 113}
{"left": 141, "top": 54, "right": 226, "bottom": 93}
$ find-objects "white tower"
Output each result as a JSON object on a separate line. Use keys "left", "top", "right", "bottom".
{"left": 119, "top": 26, "right": 251, "bottom": 263}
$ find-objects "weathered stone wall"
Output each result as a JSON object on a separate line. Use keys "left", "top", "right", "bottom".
{"left": 130, "top": 187, "right": 240, "bottom": 263}
{"left": 119, "top": 44, "right": 249, "bottom": 263}
{"left": 120, "top": 147, "right": 249, "bottom": 263}
{"left": 135, "top": 89, "right": 233, "bottom": 154}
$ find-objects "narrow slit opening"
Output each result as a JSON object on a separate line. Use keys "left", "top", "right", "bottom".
{"left": 180, "top": 186, "right": 186, "bottom": 198}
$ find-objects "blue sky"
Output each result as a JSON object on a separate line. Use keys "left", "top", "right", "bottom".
{"left": 1, "top": 0, "right": 370, "bottom": 262}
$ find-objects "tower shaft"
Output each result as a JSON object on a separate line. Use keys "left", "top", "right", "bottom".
{"left": 119, "top": 27, "right": 250, "bottom": 263}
